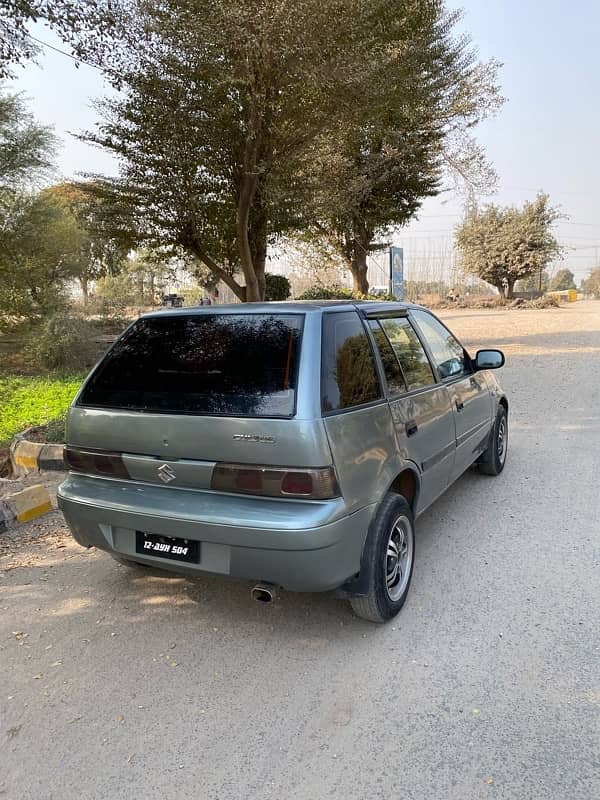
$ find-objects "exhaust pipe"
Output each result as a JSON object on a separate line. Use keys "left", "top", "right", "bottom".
{"left": 251, "top": 583, "right": 277, "bottom": 603}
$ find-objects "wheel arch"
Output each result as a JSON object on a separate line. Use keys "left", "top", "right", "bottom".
{"left": 338, "top": 465, "right": 420, "bottom": 598}
{"left": 387, "top": 466, "right": 420, "bottom": 514}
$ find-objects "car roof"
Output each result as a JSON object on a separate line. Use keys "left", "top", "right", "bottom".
{"left": 141, "top": 300, "right": 423, "bottom": 319}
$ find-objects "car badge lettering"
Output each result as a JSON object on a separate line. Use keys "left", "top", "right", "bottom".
{"left": 157, "top": 463, "right": 177, "bottom": 483}
{"left": 232, "top": 434, "right": 276, "bottom": 443}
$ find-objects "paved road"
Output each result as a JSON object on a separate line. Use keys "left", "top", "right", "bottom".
{"left": 1, "top": 303, "right": 599, "bottom": 800}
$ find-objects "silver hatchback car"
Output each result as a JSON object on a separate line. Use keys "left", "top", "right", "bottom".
{"left": 58, "top": 301, "right": 507, "bottom": 622}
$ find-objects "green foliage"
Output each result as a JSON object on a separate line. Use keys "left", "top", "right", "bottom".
{"left": 515, "top": 270, "right": 549, "bottom": 293}
{"left": 298, "top": 285, "right": 356, "bottom": 300}
{"left": 307, "top": 6, "right": 503, "bottom": 293}
{"left": 548, "top": 268, "right": 576, "bottom": 292}
{"left": 0, "top": 374, "right": 81, "bottom": 446}
{"left": 178, "top": 286, "right": 204, "bottom": 306}
{"left": 264, "top": 273, "right": 291, "bottom": 301}
{"left": 27, "top": 314, "right": 101, "bottom": 372}
{"left": 43, "top": 181, "right": 130, "bottom": 302}
{"left": 0, "top": 190, "right": 85, "bottom": 320}
{"left": 45, "top": 411, "right": 68, "bottom": 443}
{"left": 0, "top": 2, "right": 112, "bottom": 78}
{"left": 76, "top": 0, "right": 501, "bottom": 301}
{"left": 297, "top": 284, "right": 394, "bottom": 301}
{"left": 81, "top": 0, "right": 383, "bottom": 301}
{"left": 95, "top": 250, "right": 176, "bottom": 306}
{"left": 0, "top": 87, "right": 56, "bottom": 188}
{"left": 456, "top": 193, "right": 562, "bottom": 299}
{"left": 581, "top": 267, "right": 600, "bottom": 298}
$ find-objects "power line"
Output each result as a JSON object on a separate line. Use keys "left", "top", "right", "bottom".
{"left": 561, "top": 221, "right": 597, "bottom": 227}
{"left": 26, "top": 33, "right": 105, "bottom": 72}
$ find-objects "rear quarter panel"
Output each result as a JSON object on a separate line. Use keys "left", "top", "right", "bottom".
{"left": 324, "top": 403, "right": 416, "bottom": 513}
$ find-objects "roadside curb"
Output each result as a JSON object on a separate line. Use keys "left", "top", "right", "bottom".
{"left": 10, "top": 439, "right": 64, "bottom": 478}
{"left": 0, "top": 485, "right": 53, "bottom": 531}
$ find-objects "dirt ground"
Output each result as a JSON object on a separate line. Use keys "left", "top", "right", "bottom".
{"left": 1, "top": 300, "right": 599, "bottom": 800}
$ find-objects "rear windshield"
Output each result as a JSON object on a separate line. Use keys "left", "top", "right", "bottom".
{"left": 78, "top": 313, "right": 304, "bottom": 418}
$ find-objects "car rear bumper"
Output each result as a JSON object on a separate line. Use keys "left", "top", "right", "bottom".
{"left": 57, "top": 475, "right": 375, "bottom": 592}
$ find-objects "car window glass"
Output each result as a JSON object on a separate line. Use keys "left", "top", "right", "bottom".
{"left": 322, "top": 312, "right": 382, "bottom": 412}
{"left": 410, "top": 310, "right": 468, "bottom": 380}
{"left": 380, "top": 317, "right": 435, "bottom": 391}
{"left": 78, "top": 314, "right": 303, "bottom": 417}
{"left": 367, "top": 320, "right": 407, "bottom": 396}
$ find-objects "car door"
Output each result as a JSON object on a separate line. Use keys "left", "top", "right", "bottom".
{"left": 368, "top": 315, "right": 456, "bottom": 515}
{"left": 410, "top": 309, "right": 494, "bottom": 481}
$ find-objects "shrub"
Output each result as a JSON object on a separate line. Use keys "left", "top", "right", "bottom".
{"left": 179, "top": 286, "right": 204, "bottom": 306}
{"left": 531, "top": 295, "right": 560, "bottom": 308}
{"left": 27, "top": 314, "right": 100, "bottom": 372}
{"left": 297, "top": 284, "right": 395, "bottom": 301}
{"left": 88, "top": 294, "right": 129, "bottom": 324}
{"left": 265, "top": 273, "right": 291, "bottom": 301}
{"left": 45, "top": 411, "right": 68, "bottom": 443}
{"left": 297, "top": 284, "right": 356, "bottom": 300}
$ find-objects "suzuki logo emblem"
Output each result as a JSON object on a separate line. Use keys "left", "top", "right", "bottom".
{"left": 157, "top": 463, "right": 176, "bottom": 484}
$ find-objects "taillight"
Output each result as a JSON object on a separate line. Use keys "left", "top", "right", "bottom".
{"left": 210, "top": 464, "right": 340, "bottom": 499}
{"left": 63, "top": 447, "right": 129, "bottom": 479}
{"left": 281, "top": 471, "right": 313, "bottom": 495}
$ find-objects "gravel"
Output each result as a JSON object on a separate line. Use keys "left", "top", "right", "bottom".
{"left": 1, "top": 301, "right": 599, "bottom": 800}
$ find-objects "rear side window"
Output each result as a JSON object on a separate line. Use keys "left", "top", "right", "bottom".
{"left": 380, "top": 317, "right": 435, "bottom": 391}
{"left": 78, "top": 314, "right": 303, "bottom": 418}
{"left": 321, "top": 311, "right": 382, "bottom": 412}
{"left": 367, "top": 320, "right": 407, "bottom": 396}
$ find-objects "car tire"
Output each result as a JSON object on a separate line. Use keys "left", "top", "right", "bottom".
{"left": 478, "top": 405, "right": 508, "bottom": 476}
{"left": 350, "top": 494, "right": 415, "bottom": 623}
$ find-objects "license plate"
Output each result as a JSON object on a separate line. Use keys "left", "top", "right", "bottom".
{"left": 135, "top": 532, "right": 200, "bottom": 563}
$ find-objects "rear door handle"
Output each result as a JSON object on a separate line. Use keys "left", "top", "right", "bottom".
{"left": 405, "top": 421, "right": 418, "bottom": 437}
{"left": 455, "top": 399, "right": 464, "bottom": 412}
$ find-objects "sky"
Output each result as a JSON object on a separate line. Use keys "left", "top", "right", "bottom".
{"left": 11, "top": 0, "right": 600, "bottom": 285}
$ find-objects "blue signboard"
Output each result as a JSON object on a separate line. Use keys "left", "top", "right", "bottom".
{"left": 390, "top": 246, "right": 404, "bottom": 300}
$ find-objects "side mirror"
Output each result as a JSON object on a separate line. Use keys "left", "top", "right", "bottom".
{"left": 475, "top": 349, "right": 505, "bottom": 370}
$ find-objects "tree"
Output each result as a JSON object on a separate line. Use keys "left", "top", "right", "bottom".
{"left": 77, "top": 0, "right": 502, "bottom": 301}
{"left": 77, "top": 0, "right": 382, "bottom": 301}
{"left": 548, "top": 268, "right": 575, "bottom": 292}
{"left": 44, "top": 181, "right": 130, "bottom": 303}
{"left": 0, "top": 2, "right": 115, "bottom": 78}
{"left": 95, "top": 250, "right": 176, "bottom": 306}
{"left": 455, "top": 193, "right": 561, "bottom": 299}
{"left": 264, "top": 273, "right": 291, "bottom": 302}
{"left": 515, "top": 269, "right": 549, "bottom": 293}
{"left": 313, "top": 7, "right": 503, "bottom": 293}
{"left": 0, "top": 87, "right": 56, "bottom": 191}
{"left": 0, "top": 190, "right": 84, "bottom": 318}
{"left": 581, "top": 267, "right": 600, "bottom": 298}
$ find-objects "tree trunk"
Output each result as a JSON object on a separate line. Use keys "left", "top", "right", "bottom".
{"left": 236, "top": 124, "right": 261, "bottom": 301}
{"left": 79, "top": 276, "right": 89, "bottom": 305}
{"left": 254, "top": 249, "right": 267, "bottom": 301}
{"left": 237, "top": 185, "right": 261, "bottom": 302}
{"left": 249, "top": 202, "right": 268, "bottom": 302}
{"left": 136, "top": 272, "right": 144, "bottom": 305}
{"left": 506, "top": 278, "right": 516, "bottom": 299}
{"left": 189, "top": 245, "right": 246, "bottom": 301}
{"left": 350, "top": 226, "right": 371, "bottom": 295}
